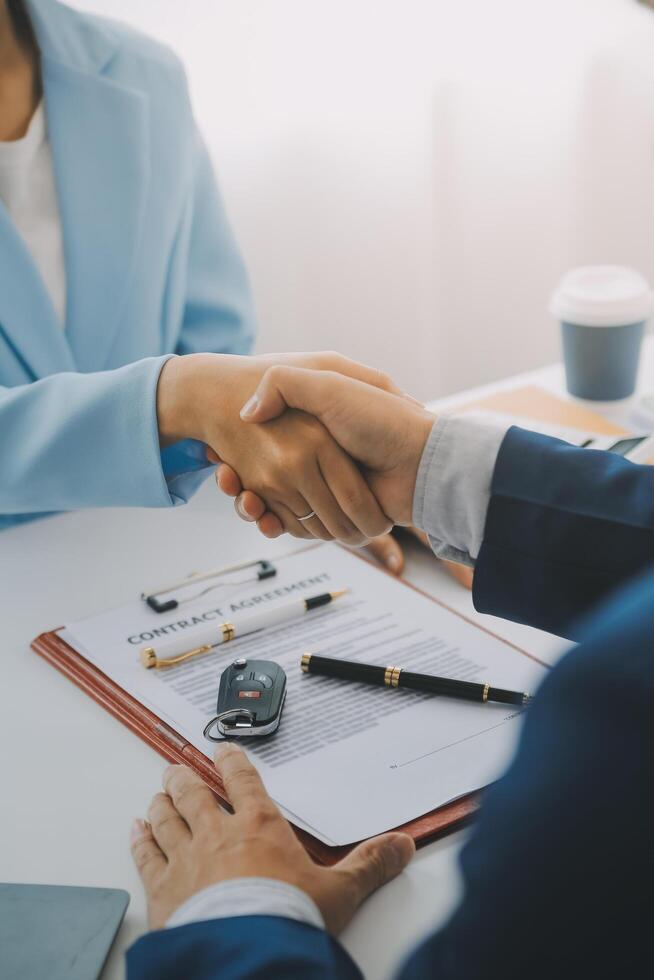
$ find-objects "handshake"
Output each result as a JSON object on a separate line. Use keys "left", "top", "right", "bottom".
{"left": 156, "top": 352, "right": 436, "bottom": 550}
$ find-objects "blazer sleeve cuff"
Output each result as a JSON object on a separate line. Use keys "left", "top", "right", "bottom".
{"left": 127, "top": 916, "right": 363, "bottom": 980}
{"left": 130, "top": 355, "right": 213, "bottom": 508}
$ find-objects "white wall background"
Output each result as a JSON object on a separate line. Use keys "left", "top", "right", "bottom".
{"left": 74, "top": 0, "right": 654, "bottom": 398}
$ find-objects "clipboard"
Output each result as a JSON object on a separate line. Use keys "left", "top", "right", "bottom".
{"left": 31, "top": 551, "right": 544, "bottom": 865}
{"left": 460, "top": 383, "right": 627, "bottom": 435}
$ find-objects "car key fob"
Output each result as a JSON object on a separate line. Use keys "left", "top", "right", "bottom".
{"left": 203, "top": 658, "right": 287, "bottom": 741}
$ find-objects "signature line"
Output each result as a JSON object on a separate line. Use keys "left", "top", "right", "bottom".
{"left": 394, "top": 716, "right": 522, "bottom": 769}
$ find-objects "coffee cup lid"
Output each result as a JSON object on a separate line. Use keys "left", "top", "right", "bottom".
{"left": 550, "top": 265, "right": 654, "bottom": 327}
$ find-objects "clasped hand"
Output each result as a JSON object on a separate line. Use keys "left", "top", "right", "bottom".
{"left": 213, "top": 364, "right": 436, "bottom": 545}
{"left": 157, "top": 351, "right": 407, "bottom": 546}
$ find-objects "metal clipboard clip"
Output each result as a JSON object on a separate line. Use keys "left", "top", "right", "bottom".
{"left": 141, "top": 558, "right": 277, "bottom": 614}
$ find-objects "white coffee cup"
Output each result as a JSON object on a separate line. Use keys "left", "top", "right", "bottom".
{"left": 550, "top": 266, "right": 654, "bottom": 400}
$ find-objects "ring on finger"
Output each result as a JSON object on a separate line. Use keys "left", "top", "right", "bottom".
{"left": 234, "top": 497, "right": 252, "bottom": 521}
{"left": 296, "top": 510, "right": 317, "bottom": 523}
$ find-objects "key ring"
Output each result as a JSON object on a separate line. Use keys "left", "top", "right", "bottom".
{"left": 203, "top": 708, "right": 255, "bottom": 742}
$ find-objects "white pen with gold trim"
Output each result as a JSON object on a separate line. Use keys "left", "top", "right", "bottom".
{"left": 140, "top": 589, "right": 348, "bottom": 669}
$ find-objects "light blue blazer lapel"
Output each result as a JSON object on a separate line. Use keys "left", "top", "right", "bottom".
{"left": 31, "top": 0, "right": 150, "bottom": 372}
{"left": 0, "top": 202, "right": 75, "bottom": 378}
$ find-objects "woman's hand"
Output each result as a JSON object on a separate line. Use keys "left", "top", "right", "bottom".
{"left": 156, "top": 351, "right": 397, "bottom": 544}
{"left": 215, "top": 463, "right": 427, "bottom": 573}
{"left": 131, "top": 744, "right": 414, "bottom": 933}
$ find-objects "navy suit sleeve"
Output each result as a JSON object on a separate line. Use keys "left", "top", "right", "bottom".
{"left": 473, "top": 426, "right": 654, "bottom": 637}
{"left": 401, "top": 567, "right": 654, "bottom": 979}
{"left": 126, "top": 915, "right": 363, "bottom": 980}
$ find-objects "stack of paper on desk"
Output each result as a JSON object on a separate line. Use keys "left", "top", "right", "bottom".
{"left": 59, "top": 544, "right": 546, "bottom": 846}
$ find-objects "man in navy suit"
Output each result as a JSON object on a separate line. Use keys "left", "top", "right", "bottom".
{"left": 127, "top": 368, "right": 653, "bottom": 979}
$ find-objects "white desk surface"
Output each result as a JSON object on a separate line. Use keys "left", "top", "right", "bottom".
{"left": 4, "top": 338, "right": 654, "bottom": 979}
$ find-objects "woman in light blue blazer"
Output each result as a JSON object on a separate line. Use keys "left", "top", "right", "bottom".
{"left": 0, "top": 0, "right": 392, "bottom": 544}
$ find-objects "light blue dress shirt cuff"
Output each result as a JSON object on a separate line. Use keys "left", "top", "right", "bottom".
{"left": 166, "top": 878, "right": 325, "bottom": 932}
{"left": 412, "top": 414, "right": 509, "bottom": 566}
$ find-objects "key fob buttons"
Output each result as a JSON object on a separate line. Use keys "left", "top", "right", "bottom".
{"left": 206, "top": 659, "right": 287, "bottom": 741}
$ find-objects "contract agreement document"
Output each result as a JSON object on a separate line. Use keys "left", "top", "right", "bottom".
{"left": 60, "top": 544, "right": 547, "bottom": 846}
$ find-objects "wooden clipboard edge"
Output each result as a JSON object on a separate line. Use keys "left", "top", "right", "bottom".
{"left": 31, "top": 623, "right": 480, "bottom": 866}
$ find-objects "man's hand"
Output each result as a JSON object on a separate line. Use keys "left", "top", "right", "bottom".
{"left": 221, "top": 366, "right": 435, "bottom": 529}
{"left": 131, "top": 745, "right": 415, "bottom": 933}
{"left": 156, "top": 352, "right": 398, "bottom": 545}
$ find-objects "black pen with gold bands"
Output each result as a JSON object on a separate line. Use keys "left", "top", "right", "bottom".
{"left": 300, "top": 653, "right": 533, "bottom": 706}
